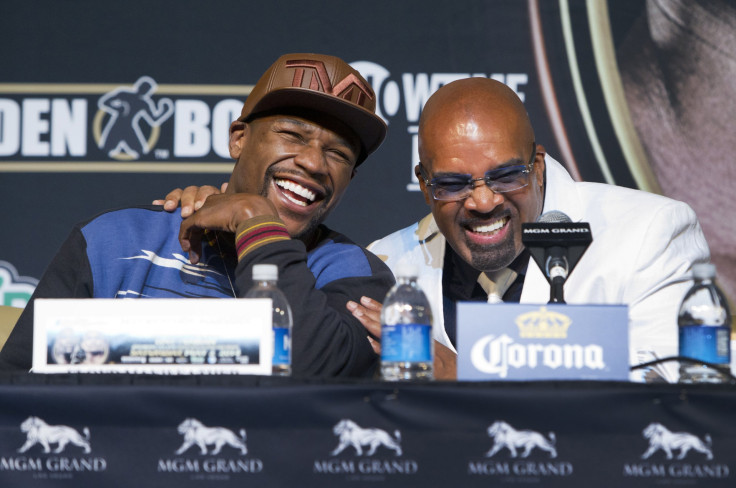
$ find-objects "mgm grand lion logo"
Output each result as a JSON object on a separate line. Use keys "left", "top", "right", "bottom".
{"left": 330, "top": 419, "right": 402, "bottom": 457}
{"left": 641, "top": 422, "right": 713, "bottom": 461}
{"left": 17, "top": 416, "right": 91, "bottom": 454}
{"left": 485, "top": 421, "right": 557, "bottom": 459}
{"left": 175, "top": 418, "right": 247, "bottom": 456}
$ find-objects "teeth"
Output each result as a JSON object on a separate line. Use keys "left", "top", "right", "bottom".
{"left": 472, "top": 218, "right": 507, "bottom": 233}
{"left": 283, "top": 192, "right": 308, "bottom": 207}
{"left": 276, "top": 179, "right": 316, "bottom": 204}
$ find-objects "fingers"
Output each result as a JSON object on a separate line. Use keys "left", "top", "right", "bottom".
{"left": 359, "top": 295, "right": 383, "bottom": 313}
{"left": 177, "top": 193, "right": 254, "bottom": 263}
{"left": 359, "top": 296, "right": 382, "bottom": 337}
{"left": 178, "top": 217, "right": 204, "bottom": 264}
{"left": 347, "top": 297, "right": 384, "bottom": 356}
{"left": 153, "top": 188, "right": 182, "bottom": 208}
{"left": 179, "top": 186, "right": 200, "bottom": 216}
{"left": 179, "top": 185, "right": 223, "bottom": 217}
{"left": 367, "top": 336, "right": 381, "bottom": 355}
{"left": 433, "top": 341, "right": 458, "bottom": 381}
{"left": 346, "top": 297, "right": 382, "bottom": 339}
{"left": 154, "top": 185, "right": 225, "bottom": 217}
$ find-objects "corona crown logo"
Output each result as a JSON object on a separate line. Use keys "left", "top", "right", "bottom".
{"left": 515, "top": 307, "right": 572, "bottom": 339}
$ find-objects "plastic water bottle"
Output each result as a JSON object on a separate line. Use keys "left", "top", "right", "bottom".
{"left": 380, "top": 263, "right": 433, "bottom": 381}
{"left": 245, "top": 264, "right": 292, "bottom": 376}
{"left": 678, "top": 263, "right": 732, "bottom": 383}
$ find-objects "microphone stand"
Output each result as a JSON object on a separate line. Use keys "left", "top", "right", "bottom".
{"left": 546, "top": 247, "right": 568, "bottom": 304}
{"left": 549, "top": 276, "right": 566, "bottom": 304}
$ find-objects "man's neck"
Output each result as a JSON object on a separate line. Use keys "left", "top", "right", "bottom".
{"left": 296, "top": 225, "right": 325, "bottom": 251}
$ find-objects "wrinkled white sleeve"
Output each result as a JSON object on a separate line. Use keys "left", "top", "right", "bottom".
{"left": 625, "top": 201, "right": 710, "bottom": 381}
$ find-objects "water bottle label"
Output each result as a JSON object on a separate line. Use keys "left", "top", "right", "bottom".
{"left": 273, "top": 328, "right": 290, "bottom": 365}
{"left": 381, "top": 323, "right": 432, "bottom": 362}
{"left": 679, "top": 325, "right": 731, "bottom": 365}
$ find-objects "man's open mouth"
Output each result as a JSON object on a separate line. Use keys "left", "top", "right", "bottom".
{"left": 468, "top": 216, "right": 509, "bottom": 235}
{"left": 275, "top": 178, "right": 322, "bottom": 207}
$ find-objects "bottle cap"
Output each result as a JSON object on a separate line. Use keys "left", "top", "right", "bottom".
{"left": 692, "top": 263, "right": 716, "bottom": 280}
{"left": 252, "top": 264, "right": 278, "bottom": 281}
{"left": 394, "top": 261, "right": 419, "bottom": 279}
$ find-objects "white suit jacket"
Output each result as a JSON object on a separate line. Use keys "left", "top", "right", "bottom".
{"left": 368, "top": 156, "right": 710, "bottom": 381}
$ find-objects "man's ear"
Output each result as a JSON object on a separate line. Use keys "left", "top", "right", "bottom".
{"left": 534, "top": 144, "right": 546, "bottom": 190}
{"left": 415, "top": 164, "right": 432, "bottom": 206}
{"left": 229, "top": 120, "right": 246, "bottom": 159}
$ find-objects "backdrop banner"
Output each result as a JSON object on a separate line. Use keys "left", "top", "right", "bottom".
{"left": 2, "top": 1, "right": 733, "bottom": 308}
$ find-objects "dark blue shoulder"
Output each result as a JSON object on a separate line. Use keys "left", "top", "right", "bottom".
{"left": 307, "top": 228, "right": 374, "bottom": 289}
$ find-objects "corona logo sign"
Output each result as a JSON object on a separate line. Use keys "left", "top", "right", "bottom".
{"left": 515, "top": 307, "right": 572, "bottom": 339}
{"left": 459, "top": 303, "right": 624, "bottom": 380}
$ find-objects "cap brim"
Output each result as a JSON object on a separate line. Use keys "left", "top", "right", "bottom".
{"left": 242, "top": 88, "right": 387, "bottom": 165}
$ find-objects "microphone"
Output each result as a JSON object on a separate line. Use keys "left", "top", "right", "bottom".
{"left": 522, "top": 211, "right": 592, "bottom": 304}
{"left": 538, "top": 211, "right": 571, "bottom": 284}
{"left": 536, "top": 210, "right": 570, "bottom": 223}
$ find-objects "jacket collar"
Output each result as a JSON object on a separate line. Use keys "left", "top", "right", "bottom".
{"left": 415, "top": 212, "right": 446, "bottom": 269}
{"left": 541, "top": 156, "right": 584, "bottom": 222}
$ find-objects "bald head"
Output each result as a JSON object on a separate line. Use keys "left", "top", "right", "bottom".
{"left": 418, "top": 78, "right": 535, "bottom": 165}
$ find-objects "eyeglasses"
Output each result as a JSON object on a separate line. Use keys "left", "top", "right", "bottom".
{"left": 419, "top": 143, "right": 537, "bottom": 201}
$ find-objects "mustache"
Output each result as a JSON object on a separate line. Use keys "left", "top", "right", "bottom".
{"left": 458, "top": 210, "right": 511, "bottom": 227}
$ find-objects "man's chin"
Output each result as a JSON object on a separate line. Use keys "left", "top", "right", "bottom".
{"left": 465, "top": 240, "right": 519, "bottom": 272}
{"left": 284, "top": 217, "right": 321, "bottom": 242}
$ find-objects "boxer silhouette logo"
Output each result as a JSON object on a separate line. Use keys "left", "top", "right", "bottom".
{"left": 330, "top": 419, "right": 402, "bottom": 456}
{"left": 175, "top": 418, "right": 247, "bottom": 455}
{"left": 641, "top": 422, "right": 713, "bottom": 460}
{"left": 17, "top": 416, "right": 91, "bottom": 454}
{"left": 95, "top": 76, "right": 174, "bottom": 160}
{"left": 485, "top": 421, "right": 557, "bottom": 458}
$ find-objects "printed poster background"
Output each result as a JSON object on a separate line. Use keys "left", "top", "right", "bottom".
{"left": 1, "top": 1, "right": 734, "bottom": 313}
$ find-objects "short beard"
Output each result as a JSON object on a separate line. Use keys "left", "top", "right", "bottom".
{"left": 465, "top": 237, "right": 519, "bottom": 272}
{"left": 290, "top": 215, "right": 324, "bottom": 242}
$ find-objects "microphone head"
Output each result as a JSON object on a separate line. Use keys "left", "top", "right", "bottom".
{"left": 537, "top": 210, "right": 572, "bottom": 223}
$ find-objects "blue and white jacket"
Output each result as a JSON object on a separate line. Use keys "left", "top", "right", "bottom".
{"left": 0, "top": 206, "right": 394, "bottom": 376}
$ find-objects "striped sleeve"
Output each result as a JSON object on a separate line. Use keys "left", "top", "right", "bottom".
{"left": 235, "top": 215, "right": 290, "bottom": 261}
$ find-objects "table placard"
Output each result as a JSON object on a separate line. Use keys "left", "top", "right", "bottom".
{"left": 32, "top": 298, "right": 273, "bottom": 374}
{"left": 457, "top": 302, "right": 629, "bottom": 381}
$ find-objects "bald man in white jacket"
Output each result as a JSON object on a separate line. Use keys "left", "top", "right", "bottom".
{"left": 365, "top": 155, "right": 708, "bottom": 381}
{"left": 347, "top": 77, "right": 709, "bottom": 382}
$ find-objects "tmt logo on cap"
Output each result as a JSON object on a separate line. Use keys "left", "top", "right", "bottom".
{"left": 285, "top": 59, "right": 374, "bottom": 109}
